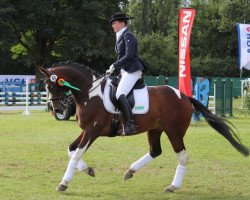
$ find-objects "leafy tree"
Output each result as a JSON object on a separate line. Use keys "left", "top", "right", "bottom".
{"left": 127, "top": 0, "right": 180, "bottom": 76}
{"left": 190, "top": 0, "right": 250, "bottom": 77}
{"left": 138, "top": 32, "right": 177, "bottom": 76}
{"left": 128, "top": 0, "right": 180, "bottom": 36}
{"left": 1, "top": 0, "right": 250, "bottom": 78}
{"left": 0, "top": 0, "right": 124, "bottom": 78}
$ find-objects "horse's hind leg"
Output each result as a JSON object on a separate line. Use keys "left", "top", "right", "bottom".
{"left": 124, "top": 129, "right": 163, "bottom": 180}
{"left": 164, "top": 131, "right": 189, "bottom": 193}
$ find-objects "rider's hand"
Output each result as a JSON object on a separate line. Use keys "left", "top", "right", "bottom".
{"left": 106, "top": 64, "right": 115, "bottom": 74}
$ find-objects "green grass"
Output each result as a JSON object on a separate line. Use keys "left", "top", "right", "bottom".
{"left": 0, "top": 102, "right": 250, "bottom": 200}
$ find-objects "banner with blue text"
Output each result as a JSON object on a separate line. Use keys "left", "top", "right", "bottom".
{"left": 237, "top": 24, "right": 250, "bottom": 70}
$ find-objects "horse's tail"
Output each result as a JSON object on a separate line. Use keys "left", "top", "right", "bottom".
{"left": 189, "top": 97, "right": 249, "bottom": 157}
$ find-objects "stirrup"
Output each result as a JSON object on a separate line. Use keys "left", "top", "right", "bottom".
{"left": 117, "top": 124, "right": 137, "bottom": 135}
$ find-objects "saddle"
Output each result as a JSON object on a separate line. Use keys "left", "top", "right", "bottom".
{"left": 103, "top": 77, "right": 149, "bottom": 115}
{"left": 109, "top": 76, "right": 145, "bottom": 110}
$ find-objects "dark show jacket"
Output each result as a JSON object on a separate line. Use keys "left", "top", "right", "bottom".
{"left": 113, "top": 29, "right": 146, "bottom": 73}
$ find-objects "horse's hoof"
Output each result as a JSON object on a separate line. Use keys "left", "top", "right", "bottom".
{"left": 56, "top": 184, "right": 68, "bottom": 192}
{"left": 124, "top": 169, "right": 135, "bottom": 180}
{"left": 164, "top": 185, "right": 178, "bottom": 193}
{"left": 84, "top": 167, "right": 95, "bottom": 177}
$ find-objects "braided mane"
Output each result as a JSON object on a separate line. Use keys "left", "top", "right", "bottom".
{"left": 51, "top": 61, "right": 90, "bottom": 71}
{"left": 51, "top": 61, "right": 101, "bottom": 77}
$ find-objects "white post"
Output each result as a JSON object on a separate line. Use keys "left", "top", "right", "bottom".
{"left": 240, "top": 79, "right": 250, "bottom": 109}
{"left": 214, "top": 82, "right": 216, "bottom": 114}
{"left": 240, "top": 80, "right": 244, "bottom": 109}
{"left": 23, "top": 77, "right": 31, "bottom": 115}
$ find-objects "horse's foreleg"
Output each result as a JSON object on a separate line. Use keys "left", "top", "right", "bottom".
{"left": 124, "top": 130, "right": 162, "bottom": 180}
{"left": 57, "top": 139, "right": 91, "bottom": 192}
{"left": 164, "top": 149, "right": 189, "bottom": 193}
{"left": 67, "top": 133, "right": 94, "bottom": 175}
{"left": 68, "top": 149, "right": 92, "bottom": 173}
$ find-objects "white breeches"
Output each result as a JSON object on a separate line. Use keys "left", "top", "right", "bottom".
{"left": 116, "top": 69, "right": 142, "bottom": 99}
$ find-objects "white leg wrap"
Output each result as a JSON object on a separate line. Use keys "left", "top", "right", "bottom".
{"left": 68, "top": 149, "right": 87, "bottom": 172}
{"left": 171, "top": 164, "right": 186, "bottom": 188}
{"left": 62, "top": 159, "right": 78, "bottom": 183}
{"left": 77, "top": 159, "right": 87, "bottom": 172}
{"left": 62, "top": 141, "right": 90, "bottom": 183}
{"left": 68, "top": 149, "right": 74, "bottom": 158}
{"left": 130, "top": 153, "right": 154, "bottom": 172}
{"left": 177, "top": 150, "right": 189, "bottom": 166}
{"left": 171, "top": 150, "right": 189, "bottom": 188}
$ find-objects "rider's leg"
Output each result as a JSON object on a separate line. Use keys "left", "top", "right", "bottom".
{"left": 116, "top": 69, "right": 142, "bottom": 135}
{"left": 117, "top": 94, "right": 136, "bottom": 134}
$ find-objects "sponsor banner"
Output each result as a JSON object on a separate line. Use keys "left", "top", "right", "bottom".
{"left": 178, "top": 8, "right": 195, "bottom": 97}
{"left": 0, "top": 75, "right": 35, "bottom": 92}
{"left": 237, "top": 24, "right": 250, "bottom": 70}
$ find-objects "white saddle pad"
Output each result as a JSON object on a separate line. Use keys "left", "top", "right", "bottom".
{"left": 103, "top": 79, "right": 149, "bottom": 114}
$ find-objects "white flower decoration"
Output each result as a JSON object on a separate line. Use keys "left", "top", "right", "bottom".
{"left": 50, "top": 74, "right": 58, "bottom": 82}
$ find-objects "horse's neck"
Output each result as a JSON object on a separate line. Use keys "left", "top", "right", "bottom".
{"left": 89, "top": 75, "right": 105, "bottom": 99}
{"left": 73, "top": 75, "right": 105, "bottom": 107}
{"left": 70, "top": 74, "right": 91, "bottom": 106}
{"left": 72, "top": 91, "right": 89, "bottom": 108}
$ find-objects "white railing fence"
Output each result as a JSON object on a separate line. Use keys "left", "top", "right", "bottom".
{"left": 0, "top": 91, "right": 48, "bottom": 106}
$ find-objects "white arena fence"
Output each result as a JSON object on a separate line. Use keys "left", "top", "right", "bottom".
{"left": 0, "top": 91, "right": 48, "bottom": 106}
{"left": 241, "top": 78, "right": 250, "bottom": 108}
{"left": 208, "top": 95, "right": 215, "bottom": 114}
{"left": 0, "top": 90, "right": 216, "bottom": 113}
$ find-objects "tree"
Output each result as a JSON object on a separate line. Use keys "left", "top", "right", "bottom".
{"left": 138, "top": 33, "right": 177, "bottom": 76}
{"left": 127, "top": 0, "right": 180, "bottom": 76}
{"left": 190, "top": 0, "right": 250, "bottom": 77}
{"left": 128, "top": 0, "right": 180, "bottom": 36}
{"left": 0, "top": 0, "right": 124, "bottom": 78}
{"left": 1, "top": 0, "right": 249, "bottom": 77}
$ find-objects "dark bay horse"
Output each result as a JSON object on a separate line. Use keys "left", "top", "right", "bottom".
{"left": 39, "top": 62, "right": 249, "bottom": 193}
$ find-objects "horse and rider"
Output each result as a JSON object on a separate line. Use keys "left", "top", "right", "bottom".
{"left": 39, "top": 13, "right": 249, "bottom": 193}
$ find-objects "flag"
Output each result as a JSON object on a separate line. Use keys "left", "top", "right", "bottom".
{"left": 237, "top": 24, "right": 250, "bottom": 70}
{"left": 178, "top": 8, "right": 195, "bottom": 97}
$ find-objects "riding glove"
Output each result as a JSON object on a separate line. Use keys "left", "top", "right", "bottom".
{"left": 106, "top": 64, "right": 115, "bottom": 74}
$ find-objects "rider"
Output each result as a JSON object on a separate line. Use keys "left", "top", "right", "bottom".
{"left": 106, "top": 13, "right": 146, "bottom": 135}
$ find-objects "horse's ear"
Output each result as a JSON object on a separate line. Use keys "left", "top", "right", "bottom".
{"left": 38, "top": 66, "right": 49, "bottom": 76}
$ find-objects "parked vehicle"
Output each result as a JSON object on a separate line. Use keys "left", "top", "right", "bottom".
{"left": 47, "top": 92, "right": 76, "bottom": 120}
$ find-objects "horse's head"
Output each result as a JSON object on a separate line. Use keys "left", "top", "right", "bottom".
{"left": 39, "top": 66, "right": 72, "bottom": 113}
{"left": 39, "top": 62, "right": 104, "bottom": 113}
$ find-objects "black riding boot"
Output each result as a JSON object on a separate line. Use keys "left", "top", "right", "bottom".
{"left": 117, "top": 95, "right": 137, "bottom": 135}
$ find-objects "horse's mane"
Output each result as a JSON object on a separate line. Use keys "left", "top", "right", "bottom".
{"left": 51, "top": 61, "right": 101, "bottom": 77}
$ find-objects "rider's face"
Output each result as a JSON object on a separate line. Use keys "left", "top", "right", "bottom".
{"left": 112, "top": 21, "right": 125, "bottom": 33}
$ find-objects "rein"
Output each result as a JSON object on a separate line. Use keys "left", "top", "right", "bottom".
{"left": 45, "top": 72, "right": 109, "bottom": 102}
{"left": 88, "top": 73, "right": 109, "bottom": 94}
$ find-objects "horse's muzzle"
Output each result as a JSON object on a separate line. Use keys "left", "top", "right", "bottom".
{"left": 54, "top": 108, "right": 64, "bottom": 114}
{"left": 51, "top": 101, "right": 64, "bottom": 114}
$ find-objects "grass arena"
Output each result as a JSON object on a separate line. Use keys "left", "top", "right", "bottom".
{"left": 0, "top": 99, "right": 249, "bottom": 200}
